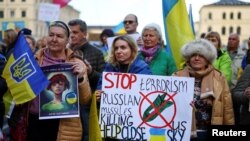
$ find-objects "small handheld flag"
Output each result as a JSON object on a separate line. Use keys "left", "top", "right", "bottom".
{"left": 2, "top": 33, "right": 49, "bottom": 106}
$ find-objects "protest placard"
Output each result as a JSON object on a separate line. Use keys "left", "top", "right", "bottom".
{"left": 39, "top": 63, "right": 79, "bottom": 119}
{"left": 99, "top": 72, "right": 194, "bottom": 140}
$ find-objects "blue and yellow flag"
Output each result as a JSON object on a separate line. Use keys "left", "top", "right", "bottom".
{"left": 2, "top": 33, "right": 49, "bottom": 105}
{"left": 89, "top": 93, "right": 102, "bottom": 141}
{"left": 189, "top": 4, "right": 195, "bottom": 35}
{"left": 112, "top": 21, "right": 126, "bottom": 35}
{"left": 162, "top": 0, "right": 195, "bottom": 69}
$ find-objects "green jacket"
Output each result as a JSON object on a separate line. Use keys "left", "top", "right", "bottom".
{"left": 213, "top": 49, "right": 232, "bottom": 85}
{"left": 138, "top": 48, "right": 176, "bottom": 76}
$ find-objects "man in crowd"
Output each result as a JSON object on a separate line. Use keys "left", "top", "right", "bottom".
{"left": 68, "top": 19, "right": 105, "bottom": 141}
{"left": 227, "top": 33, "right": 245, "bottom": 125}
{"left": 123, "top": 14, "right": 143, "bottom": 47}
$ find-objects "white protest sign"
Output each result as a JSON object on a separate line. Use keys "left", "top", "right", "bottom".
{"left": 99, "top": 72, "right": 194, "bottom": 140}
{"left": 38, "top": 3, "right": 60, "bottom": 22}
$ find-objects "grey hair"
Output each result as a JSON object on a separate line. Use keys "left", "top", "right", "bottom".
{"left": 141, "top": 23, "right": 163, "bottom": 46}
{"left": 181, "top": 39, "right": 217, "bottom": 64}
{"left": 68, "top": 19, "right": 87, "bottom": 32}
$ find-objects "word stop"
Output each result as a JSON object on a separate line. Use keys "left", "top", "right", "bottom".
{"left": 104, "top": 72, "right": 137, "bottom": 89}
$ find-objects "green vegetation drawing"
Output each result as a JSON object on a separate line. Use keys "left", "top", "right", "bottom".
{"left": 143, "top": 94, "right": 173, "bottom": 122}
{"left": 138, "top": 91, "right": 177, "bottom": 129}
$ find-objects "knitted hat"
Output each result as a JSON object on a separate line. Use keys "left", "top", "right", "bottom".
{"left": 21, "top": 28, "right": 32, "bottom": 35}
{"left": 181, "top": 39, "right": 217, "bottom": 64}
{"left": 100, "top": 29, "right": 115, "bottom": 38}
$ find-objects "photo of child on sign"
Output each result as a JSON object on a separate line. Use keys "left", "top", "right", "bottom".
{"left": 39, "top": 64, "right": 79, "bottom": 120}
{"left": 99, "top": 72, "right": 194, "bottom": 141}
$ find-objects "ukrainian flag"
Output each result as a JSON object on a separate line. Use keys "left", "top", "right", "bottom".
{"left": 162, "top": 0, "right": 195, "bottom": 69}
{"left": 2, "top": 33, "right": 49, "bottom": 105}
{"left": 189, "top": 4, "right": 195, "bottom": 35}
{"left": 89, "top": 93, "right": 102, "bottom": 141}
{"left": 112, "top": 21, "right": 126, "bottom": 35}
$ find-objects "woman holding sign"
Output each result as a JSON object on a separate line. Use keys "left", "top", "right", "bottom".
{"left": 173, "top": 39, "right": 234, "bottom": 141}
{"left": 26, "top": 21, "right": 92, "bottom": 141}
{"left": 95, "top": 35, "right": 152, "bottom": 101}
{"left": 95, "top": 35, "right": 151, "bottom": 140}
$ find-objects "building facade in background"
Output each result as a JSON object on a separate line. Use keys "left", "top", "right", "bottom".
{"left": 0, "top": 0, "right": 80, "bottom": 39}
{"left": 2, "top": 0, "right": 250, "bottom": 47}
{"left": 198, "top": 0, "right": 250, "bottom": 47}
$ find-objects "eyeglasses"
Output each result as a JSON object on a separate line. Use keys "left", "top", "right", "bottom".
{"left": 123, "top": 20, "right": 135, "bottom": 24}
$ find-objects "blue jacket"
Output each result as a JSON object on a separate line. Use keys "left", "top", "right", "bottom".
{"left": 0, "top": 53, "right": 7, "bottom": 99}
{"left": 0, "top": 53, "right": 6, "bottom": 74}
{"left": 96, "top": 57, "right": 152, "bottom": 90}
{"left": 241, "top": 49, "right": 250, "bottom": 69}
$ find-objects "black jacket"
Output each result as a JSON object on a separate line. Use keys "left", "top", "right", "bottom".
{"left": 76, "top": 42, "right": 105, "bottom": 92}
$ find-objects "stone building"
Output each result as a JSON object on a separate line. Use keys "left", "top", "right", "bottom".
{"left": 0, "top": 0, "right": 79, "bottom": 39}
{"left": 198, "top": 0, "right": 250, "bottom": 47}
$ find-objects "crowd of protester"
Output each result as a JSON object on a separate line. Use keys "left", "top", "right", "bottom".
{"left": 0, "top": 12, "right": 250, "bottom": 141}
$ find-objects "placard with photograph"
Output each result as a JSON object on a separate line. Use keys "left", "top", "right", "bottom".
{"left": 39, "top": 63, "right": 79, "bottom": 119}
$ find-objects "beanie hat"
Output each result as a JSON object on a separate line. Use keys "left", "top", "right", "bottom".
{"left": 100, "top": 29, "right": 115, "bottom": 38}
{"left": 21, "top": 28, "right": 32, "bottom": 35}
{"left": 181, "top": 39, "right": 217, "bottom": 64}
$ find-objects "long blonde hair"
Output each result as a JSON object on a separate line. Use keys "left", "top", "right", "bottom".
{"left": 108, "top": 35, "right": 138, "bottom": 65}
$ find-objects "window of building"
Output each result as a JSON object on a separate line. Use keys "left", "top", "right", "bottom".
{"left": 222, "top": 27, "right": 226, "bottom": 35}
{"left": 0, "top": 0, "right": 3, "bottom": 2}
{"left": 237, "top": 26, "right": 241, "bottom": 35}
{"left": 22, "top": 0, "right": 26, "bottom": 2}
{"left": 222, "top": 12, "right": 226, "bottom": 19}
{"left": 21, "top": 10, "right": 26, "bottom": 17}
{"left": 208, "top": 12, "right": 212, "bottom": 20}
{"left": 208, "top": 26, "right": 212, "bottom": 32}
{"left": 230, "top": 12, "right": 234, "bottom": 19}
{"left": 10, "top": 0, "right": 15, "bottom": 2}
{"left": 238, "top": 12, "right": 241, "bottom": 20}
{"left": 0, "top": 11, "right": 4, "bottom": 18}
{"left": 229, "top": 26, "right": 233, "bottom": 33}
{"left": 10, "top": 10, "right": 15, "bottom": 17}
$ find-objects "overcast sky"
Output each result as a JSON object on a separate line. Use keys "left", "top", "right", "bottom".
{"left": 68, "top": 0, "right": 250, "bottom": 33}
